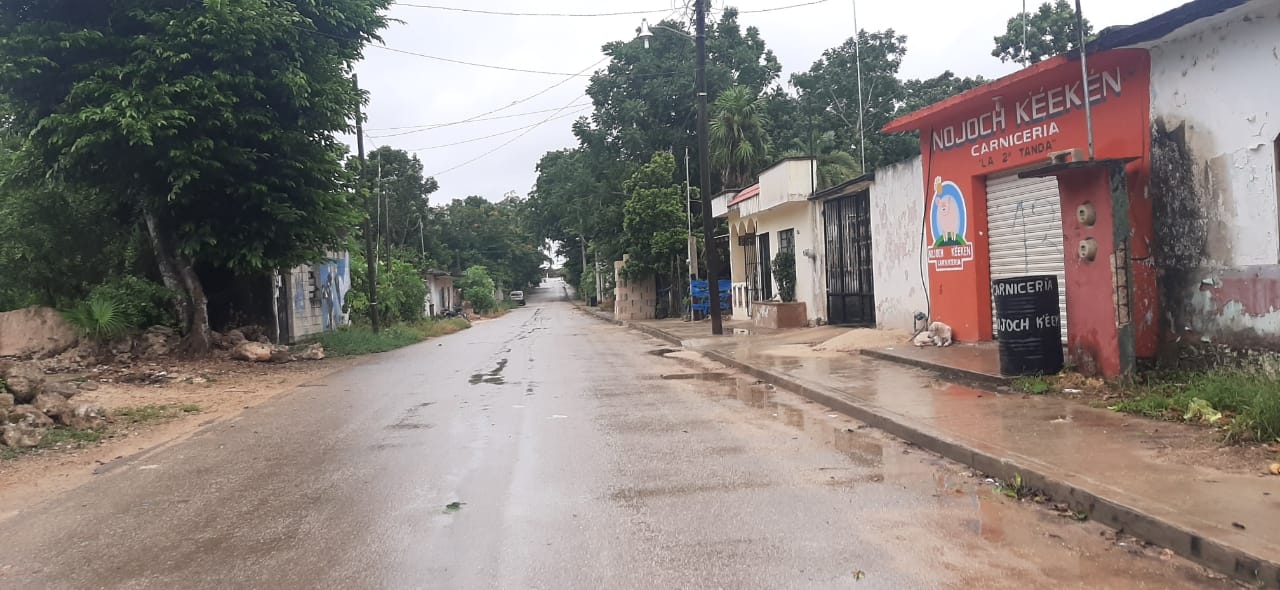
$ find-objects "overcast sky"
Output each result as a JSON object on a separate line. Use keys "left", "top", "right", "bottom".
{"left": 346, "top": 0, "right": 1188, "bottom": 205}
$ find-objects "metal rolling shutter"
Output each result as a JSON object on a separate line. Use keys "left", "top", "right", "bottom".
{"left": 986, "top": 174, "right": 1068, "bottom": 342}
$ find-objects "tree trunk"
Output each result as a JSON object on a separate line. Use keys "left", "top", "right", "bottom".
{"left": 143, "top": 208, "right": 191, "bottom": 328}
{"left": 175, "top": 254, "right": 212, "bottom": 354}
{"left": 143, "top": 207, "right": 211, "bottom": 355}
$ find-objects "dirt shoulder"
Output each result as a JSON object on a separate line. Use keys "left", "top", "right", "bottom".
{"left": 0, "top": 355, "right": 361, "bottom": 519}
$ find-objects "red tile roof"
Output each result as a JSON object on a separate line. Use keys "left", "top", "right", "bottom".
{"left": 727, "top": 183, "right": 760, "bottom": 206}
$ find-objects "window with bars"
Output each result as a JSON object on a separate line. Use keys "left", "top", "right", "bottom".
{"left": 778, "top": 229, "right": 795, "bottom": 255}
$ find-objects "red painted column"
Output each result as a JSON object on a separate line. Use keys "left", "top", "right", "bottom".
{"left": 1056, "top": 168, "right": 1121, "bottom": 376}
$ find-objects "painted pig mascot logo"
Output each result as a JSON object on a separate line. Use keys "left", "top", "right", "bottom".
{"left": 930, "top": 177, "right": 968, "bottom": 248}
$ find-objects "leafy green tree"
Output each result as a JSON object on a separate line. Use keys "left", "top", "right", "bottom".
{"left": 621, "top": 152, "right": 692, "bottom": 279}
{"left": 363, "top": 146, "right": 439, "bottom": 258}
{"left": 779, "top": 131, "right": 860, "bottom": 191}
{"left": 992, "top": 0, "right": 1093, "bottom": 65}
{"left": 0, "top": 0, "right": 390, "bottom": 352}
{"left": 791, "top": 30, "right": 915, "bottom": 171}
{"left": 459, "top": 265, "right": 497, "bottom": 314}
{"left": 709, "top": 85, "right": 771, "bottom": 189}
{"left": 901, "top": 71, "right": 988, "bottom": 114}
{"left": 434, "top": 196, "right": 545, "bottom": 291}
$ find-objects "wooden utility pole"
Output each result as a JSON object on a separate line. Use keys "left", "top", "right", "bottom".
{"left": 355, "top": 75, "right": 379, "bottom": 333}
{"left": 695, "top": 0, "right": 723, "bottom": 335}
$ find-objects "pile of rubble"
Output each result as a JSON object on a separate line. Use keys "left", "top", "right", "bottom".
{"left": 0, "top": 361, "right": 107, "bottom": 449}
{"left": 214, "top": 328, "right": 325, "bottom": 363}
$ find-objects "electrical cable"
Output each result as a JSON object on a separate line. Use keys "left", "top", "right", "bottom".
{"left": 364, "top": 105, "right": 586, "bottom": 133}
{"left": 428, "top": 92, "right": 587, "bottom": 177}
{"left": 390, "top": 0, "right": 832, "bottom": 17}
{"left": 397, "top": 106, "right": 590, "bottom": 151}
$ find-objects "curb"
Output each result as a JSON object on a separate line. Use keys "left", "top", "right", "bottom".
{"left": 859, "top": 348, "right": 1012, "bottom": 391}
{"left": 598, "top": 316, "right": 1279, "bottom": 588}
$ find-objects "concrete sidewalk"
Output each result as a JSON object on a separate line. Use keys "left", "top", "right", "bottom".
{"left": 586, "top": 311, "right": 1280, "bottom": 588}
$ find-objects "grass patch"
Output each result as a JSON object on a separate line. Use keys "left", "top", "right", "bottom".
{"left": 316, "top": 318, "right": 470, "bottom": 357}
{"left": 1013, "top": 376, "right": 1053, "bottom": 394}
{"left": 115, "top": 404, "right": 201, "bottom": 425}
{"left": 1, "top": 426, "right": 104, "bottom": 461}
{"left": 1110, "top": 371, "right": 1280, "bottom": 443}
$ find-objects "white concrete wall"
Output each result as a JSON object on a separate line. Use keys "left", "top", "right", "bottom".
{"left": 1148, "top": 1, "right": 1280, "bottom": 267}
{"left": 869, "top": 156, "right": 930, "bottom": 332}
{"left": 748, "top": 201, "right": 823, "bottom": 323}
{"left": 742, "top": 158, "right": 817, "bottom": 216}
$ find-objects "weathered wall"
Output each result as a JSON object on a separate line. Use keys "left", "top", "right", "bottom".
{"left": 285, "top": 252, "right": 351, "bottom": 343}
{"left": 614, "top": 256, "right": 657, "bottom": 321}
{"left": 869, "top": 156, "right": 930, "bottom": 332}
{"left": 1148, "top": 3, "right": 1280, "bottom": 348}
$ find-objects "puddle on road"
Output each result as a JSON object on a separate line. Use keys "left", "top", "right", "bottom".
{"left": 659, "top": 372, "right": 731, "bottom": 381}
{"left": 646, "top": 348, "right": 680, "bottom": 356}
{"left": 470, "top": 358, "right": 510, "bottom": 385}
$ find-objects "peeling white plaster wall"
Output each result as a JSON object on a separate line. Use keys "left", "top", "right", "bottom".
{"left": 870, "top": 156, "right": 930, "bottom": 332}
{"left": 1148, "top": 2, "right": 1280, "bottom": 267}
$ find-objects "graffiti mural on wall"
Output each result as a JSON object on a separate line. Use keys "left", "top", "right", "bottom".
{"left": 316, "top": 254, "right": 350, "bottom": 332}
{"left": 928, "top": 176, "right": 975, "bottom": 272}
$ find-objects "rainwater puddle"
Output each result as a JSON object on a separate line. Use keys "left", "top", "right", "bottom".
{"left": 646, "top": 348, "right": 680, "bottom": 356}
{"left": 659, "top": 372, "right": 731, "bottom": 381}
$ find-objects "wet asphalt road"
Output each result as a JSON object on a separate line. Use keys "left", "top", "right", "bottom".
{"left": 0, "top": 281, "right": 1229, "bottom": 589}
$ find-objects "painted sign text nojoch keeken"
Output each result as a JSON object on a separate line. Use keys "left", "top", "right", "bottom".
{"left": 930, "top": 68, "right": 1124, "bottom": 165}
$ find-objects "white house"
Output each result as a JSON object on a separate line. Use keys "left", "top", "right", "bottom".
{"left": 713, "top": 157, "right": 824, "bottom": 324}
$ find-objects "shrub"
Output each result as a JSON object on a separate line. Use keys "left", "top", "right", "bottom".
{"left": 346, "top": 250, "right": 427, "bottom": 325}
{"left": 88, "top": 276, "right": 179, "bottom": 329}
{"left": 460, "top": 266, "right": 498, "bottom": 314}
{"left": 64, "top": 295, "right": 129, "bottom": 342}
{"left": 771, "top": 251, "right": 797, "bottom": 303}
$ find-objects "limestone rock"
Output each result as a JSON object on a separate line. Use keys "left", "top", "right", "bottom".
{"left": 46, "top": 381, "right": 80, "bottom": 400}
{"left": 296, "top": 343, "right": 325, "bottom": 361}
{"left": 7, "top": 405, "right": 54, "bottom": 428}
{"left": 1, "top": 423, "right": 44, "bottom": 448}
{"left": 0, "top": 306, "right": 78, "bottom": 359}
{"left": 231, "top": 342, "right": 273, "bottom": 362}
{"left": 139, "top": 326, "right": 178, "bottom": 358}
{"left": 226, "top": 329, "right": 248, "bottom": 347}
{"left": 31, "top": 392, "right": 70, "bottom": 417}
{"left": 0, "top": 393, "right": 13, "bottom": 411}
{"left": 269, "top": 346, "right": 293, "bottom": 363}
{"left": 58, "top": 403, "right": 108, "bottom": 430}
{"left": 2, "top": 364, "right": 46, "bottom": 404}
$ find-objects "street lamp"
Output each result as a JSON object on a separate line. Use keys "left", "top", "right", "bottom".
{"left": 636, "top": 1, "right": 724, "bottom": 336}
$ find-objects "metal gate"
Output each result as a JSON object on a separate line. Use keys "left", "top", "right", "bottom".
{"left": 823, "top": 191, "right": 875, "bottom": 326}
{"left": 740, "top": 234, "right": 759, "bottom": 315}
{"left": 986, "top": 174, "right": 1068, "bottom": 341}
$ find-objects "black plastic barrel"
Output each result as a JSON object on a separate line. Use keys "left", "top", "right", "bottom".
{"left": 992, "top": 275, "right": 1064, "bottom": 376}
{"left": 589, "top": 296, "right": 599, "bottom": 307}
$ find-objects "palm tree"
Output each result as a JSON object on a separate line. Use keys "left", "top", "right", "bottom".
{"left": 709, "top": 86, "right": 771, "bottom": 190}
{"left": 781, "top": 130, "right": 861, "bottom": 191}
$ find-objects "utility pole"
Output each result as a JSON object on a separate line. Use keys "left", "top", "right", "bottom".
{"left": 695, "top": 0, "right": 723, "bottom": 335}
{"left": 354, "top": 75, "right": 379, "bottom": 333}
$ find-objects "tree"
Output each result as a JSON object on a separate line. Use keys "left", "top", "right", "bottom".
{"left": 0, "top": 0, "right": 389, "bottom": 352}
{"left": 709, "top": 86, "right": 771, "bottom": 189}
{"left": 992, "top": 0, "right": 1093, "bottom": 65}
{"left": 434, "top": 196, "right": 545, "bottom": 290}
{"left": 780, "top": 131, "right": 860, "bottom": 191}
{"left": 583, "top": 9, "right": 779, "bottom": 169}
{"left": 901, "top": 71, "right": 987, "bottom": 114}
{"left": 459, "top": 265, "right": 497, "bottom": 314}
{"left": 791, "top": 30, "right": 915, "bottom": 171}
{"left": 366, "top": 146, "right": 439, "bottom": 259}
{"left": 621, "top": 152, "right": 692, "bottom": 279}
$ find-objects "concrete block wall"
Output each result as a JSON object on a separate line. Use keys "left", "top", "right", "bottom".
{"left": 614, "top": 256, "right": 657, "bottom": 321}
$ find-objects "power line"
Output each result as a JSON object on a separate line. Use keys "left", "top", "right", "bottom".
{"left": 391, "top": 3, "right": 671, "bottom": 17}
{"left": 397, "top": 106, "right": 590, "bottom": 151}
{"left": 740, "top": 0, "right": 833, "bottom": 13}
{"left": 430, "top": 93, "right": 587, "bottom": 177}
{"left": 368, "top": 44, "right": 588, "bottom": 76}
{"left": 391, "top": 0, "right": 833, "bottom": 17}
{"left": 365, "top": 104, "right": 589, "bottom": 134}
